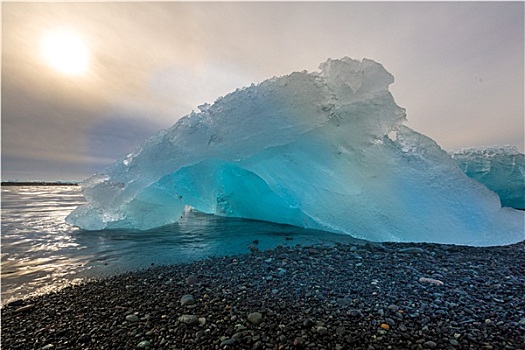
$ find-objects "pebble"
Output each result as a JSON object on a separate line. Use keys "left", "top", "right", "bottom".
{"left": 303, "top": 319, "right": 315, "bottom": 327}
{"left": 316, "top": 326, "right": 328, "bottom": 335}
{"left": 137, "top": 340, "right": 151, "bottom": 348}
{"left": 387, "top": 304, "right": 399, "bottom": 311}
{"left": 78, "top": 333, "right": 90, "bottom": 343}
{"left": 419, "top": 277, "right": 444, "bottom": 286}
{"left": 180, "top": 294, "right": 196, "bottom": 306}
{"left": 294, "top": 336, "right": 304, "bottom": 347}
{"left": 424, "top": 340, "right": 437, "bottom": 349}
{"left": 348, "top": 309, "right": 363, "bottom": 317}
{"left": 186, "top": 275, "right": 198, "bottom": 285}
{"left": 41, "top": 345, "right": 54, "bottom": 350}
{"left": 126, "top": 314, "right": 139, "bottom": 322}
{"left": 178, "top": 314, "right": 199, "bottom": 325}
{"left": 220, "top": 338, "right": 236, "bottom": 346}
{"left": 385, "top": 318, "right": 395, "bottom": 326}
{"left": 14, "top": 304, "right": 35, "bottom": 313}
{"left": 2, "top": 241, "right": 523, "bottom": 350}
{"left": 247, "top": 312, "right": 263, "bottom": 325}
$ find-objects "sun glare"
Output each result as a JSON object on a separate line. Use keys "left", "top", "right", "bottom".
{"left": 40, "top": 30, "right": 90, "bottom": 76}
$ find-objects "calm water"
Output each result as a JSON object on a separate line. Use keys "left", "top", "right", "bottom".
{"left": 1, "top": 185, "right": 363, "bottom": 305}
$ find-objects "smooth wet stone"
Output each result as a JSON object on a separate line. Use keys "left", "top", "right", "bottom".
{"left": 348, "top": 309, "right": 363, "bottom": 317}
{"left": 186, "top": 275, "right": 198, "bottom": 285}
{"left": 247, "top": 312, "right": 263, "bottom": 325}
{"left": 294, "top": 336, "right": 304, "bottom": 347}
{"left": 387, "top": 304, "right": 399, "bottom": 311}
{"left": 180, "top": 294, "right": 196, "bottom": 306}
{"left": 126, "top": 314, "right": 139, "bottom": 322}
{"left": 178, "top": 314, "right": 199, "bottom": 325}
{"left": 15, "top": 304, "right": 35, "bottom": 313}
{"left": 137, "top": 340, "right": 151, "bottom": 348}
{"left": 220, "top": 338, "right": 236, "bottom": 346}
{"left": 316, "top": 326, "right": 328, "bottom": 335}
{"left": 424, "top": 340, "right": 437, "bottom": 349}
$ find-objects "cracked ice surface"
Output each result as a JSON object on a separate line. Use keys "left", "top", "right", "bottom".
{"left": 66, "top": 57, "right": 524, "bottom": 246}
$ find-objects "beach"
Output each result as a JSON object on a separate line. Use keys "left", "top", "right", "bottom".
{"left": 2, "top": 240, "right": 524, "bottom": 349}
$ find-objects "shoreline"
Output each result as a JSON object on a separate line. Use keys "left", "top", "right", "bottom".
{"left": 2, "top": 240, "right": 524, "bottom": 349}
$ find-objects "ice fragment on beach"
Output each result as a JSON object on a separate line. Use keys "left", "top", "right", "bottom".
{"left": 450, "top": 146, "right": 525, "bottom": 209}
{"left": 66, "top": 57, "right": 525, "bottom": 246}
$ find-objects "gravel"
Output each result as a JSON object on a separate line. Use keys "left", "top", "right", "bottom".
{"left": 2, "top": 240, "right": 524, "bottom": 349}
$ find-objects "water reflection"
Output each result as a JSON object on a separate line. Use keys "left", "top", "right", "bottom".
{"left": 1, "top": 186, "right": 363, "bottom": 305}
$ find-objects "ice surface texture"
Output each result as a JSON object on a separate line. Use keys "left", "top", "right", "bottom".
{"left": 67, "top": 57, "right": 524, "bottom": 246}
{"left": 450, "top": 146, "right": 525, "bottom": 209}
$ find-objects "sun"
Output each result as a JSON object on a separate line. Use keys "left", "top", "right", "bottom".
{"left": 40, "top": 30, "right": 90, "bottom": 76}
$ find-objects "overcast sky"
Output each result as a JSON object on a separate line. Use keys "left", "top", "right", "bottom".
{"left": 2, "top": 1, "right": 523, "bottom": 181}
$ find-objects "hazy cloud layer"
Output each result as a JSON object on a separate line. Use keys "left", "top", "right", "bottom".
{"left": 2, "top": 2, "right": 523, "bottom": 181}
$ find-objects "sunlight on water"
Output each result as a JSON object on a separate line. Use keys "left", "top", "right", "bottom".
{"left": 1, "top": 185, "right": 363, "bottom": 305}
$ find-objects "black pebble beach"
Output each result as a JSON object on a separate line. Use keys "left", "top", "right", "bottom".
{"left": 2, "top": 240, "right": 524, "bottom": 350}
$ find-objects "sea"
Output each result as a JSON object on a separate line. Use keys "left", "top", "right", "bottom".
{"left": 1, "top": 185, "right": 363, "bottom": 306}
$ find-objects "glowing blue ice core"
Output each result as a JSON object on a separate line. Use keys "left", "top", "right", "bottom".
{"left": 66, "top": 57, "right": 524, "bottom": 246}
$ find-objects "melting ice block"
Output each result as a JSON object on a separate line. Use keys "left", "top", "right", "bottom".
{"left": 450, "top": 146, "right": 525, "bottom": 209}
{"left": 67, "top": 57, "right": 524, "bottom": 246}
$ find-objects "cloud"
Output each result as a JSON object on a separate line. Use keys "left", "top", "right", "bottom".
{"left": 1, "top": 2, "right": 523, "bottom": 181}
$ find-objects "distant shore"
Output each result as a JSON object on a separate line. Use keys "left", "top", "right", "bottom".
{"left": 1, "top": 181, "right": 79, "bottom": 186}
{"left": 2, "top": 240, "right": 524, "bottom": 349}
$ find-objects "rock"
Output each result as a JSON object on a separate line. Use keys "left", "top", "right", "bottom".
{"left": 316, "top": 326, "right": 328, "bottom": 335}
{"left": 41, "top": 345, "right": 54, "bottom": 350}
{"left": 424, "top": 340, "right": 437, "bottom": 349}
{"left": 7, "top": 300, "right": 24, "bottom": 307}
{"left": 387, "top": 304, "right": 399, "bottom": 311}
{"left": 178, "top": 314, "right": 199, "bottom": 325}
{"left": 302, "top": 319, "right": 315, "bottom": 327}
{"left": 126, "top": 314, "right": 139, "bottom": 322}
{"left": 78, "top": 334, "right": 90, "bottom": 343}
{"left": 449, "top": 339, "right": 459, "bottom": 346}
{"left": 385, "top": 318, "right": 395, "bottom": 326}
{"left": 293, "top": 336, "right": 305, "bottom": 347}
{"left": 137, "top": 340, "right": 151, "bottom": 348}
{"left": 186, "top": 275, "right": 198, "bottom": 285}
{"left": 399, "top": 247, "right": 428, "bottom": 254}
{"left": 348, "top": 309, "right": 363, "bottom": 317}
{"left": 14, "top": 304, "right": 35, "bottom": 313}
{"left": 220, "top": 338, "right": 236, "bottom": 346}
{"left": 180, "top": 294, "right": 196, "bottom": 306}
{"left": 336, "top": 327, "right": 346, "bottom": 335}
{"left": 247, "top": 312, "right": 263, "bottom": 325}
{"left": 418, "top": 277, "right": 444, "bottom": 286}
{"left": 336, "top": 297, "right": 352, "bottom": 306}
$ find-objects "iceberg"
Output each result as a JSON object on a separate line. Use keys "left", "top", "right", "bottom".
{"left": 450, "top": 146, "right": 525, "bottom": 209}
{"left": 67, "top": 57, "right": 524, "bottom": 246}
